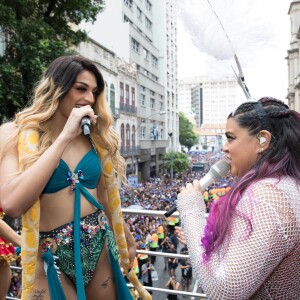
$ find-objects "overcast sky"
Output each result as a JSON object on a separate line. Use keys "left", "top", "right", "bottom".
{"left": 174, "top": 0, "right": 291, "bottom": 101}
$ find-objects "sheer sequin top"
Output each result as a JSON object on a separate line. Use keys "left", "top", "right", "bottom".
{"left": 176, "top": 176, "right": 300, "bottom": 299}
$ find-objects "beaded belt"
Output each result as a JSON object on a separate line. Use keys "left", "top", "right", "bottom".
{"left": 39, "top": 211, "right": 108, "bottom": 254}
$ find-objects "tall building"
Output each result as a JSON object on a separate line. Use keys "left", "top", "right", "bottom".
{"left": 179, "top": 75, "right": 245, "bottom": 151}
{"left": 288, "top": 0, "right": 300, "bottom": 112}
{"left": 154, "top": 1, "right": 179, "bottom": 153}
{"left": 191, "top": 85, "right": 203, "bottom": 128}
{"left": 178, "top": 76, "right": 207, "bottom": 118}
{"left": 178, "top": 75, "right": 245, "bottom": 125}
{"left": 81, "top": 0, "right": 178, "bottom": 179}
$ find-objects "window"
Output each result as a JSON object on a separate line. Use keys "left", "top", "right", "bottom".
{"left": 110, "top": 84, "right": 115, "bottom": 114}
{"left": 151, "top": 55, "right": 158, "bottom": 67}
{"left": 131, "top": 87, "right": 135, "bottom": 106}
{"left": 160, "top": 128, "right": 163, "bottom": 140}
{"left": 126, "top": 124, "right": 130, "bottom": 147}
{"left": 159, "top": 101, "right": 163, "bottom": 110}
{"left": 121, "top": 124, "right": 125, "bottom": 148}
{"left": 140, "top": 94, "right": 146, "bottom": 106}
{"left": 124, "top": 0, "right": 132, "bottom": 9}
{"left": 145, "top": 0, "right": 152, "bottom": 11}
{"left": 132, "top": 125, "right": 136, "bottom": 146}
{"left": 145, "top": 17, "right": 152, "bottom": 30}
{"left": 125, "top": 84, "right": 129, "bottom": 105}
{"left": 152, "top": 74, "right": 158, "bottom": 81}
{"left": 120, "top": 82, "right": 124, "bottom": 103}
{"left": 105, "top": 81, "right": 108, "bottom": 103}
{"left": 141, "top": 126, "right": 146, "bottom": 139}
{"left": 137, "top": 7, "right": 142, "bottom": 20}
{"left": 143, "top": 48, "right": 148, "bottom": 60}
{"left": 131, "top": 38, "right": 140, "bottom": 53}
{"left": 150, "top": 98, "right": 155, "bottom": 109}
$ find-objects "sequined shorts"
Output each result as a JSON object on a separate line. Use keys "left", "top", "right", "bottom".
{"left": 39, "top": 211, "right": 109, "bottom": 286}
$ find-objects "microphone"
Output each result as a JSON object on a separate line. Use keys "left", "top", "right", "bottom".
{"left": 81, "top": 117, "right": 91, "bottom": 136}
{"left": 164, "top": 159, "right": 230, "bottom": 217}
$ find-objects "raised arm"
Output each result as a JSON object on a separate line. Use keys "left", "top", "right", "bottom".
{"left": 0, "top": 106, "right": 95, "bottom": 218}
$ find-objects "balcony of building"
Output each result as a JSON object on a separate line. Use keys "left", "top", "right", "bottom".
{"left": 111, "top": 107, "right": 120, "bottom": 119}
{"left": 119, "top": 102, "right": 138, "bottom": 115}
{"left": 120, "top": 145, "right": 140, "bottom": 158}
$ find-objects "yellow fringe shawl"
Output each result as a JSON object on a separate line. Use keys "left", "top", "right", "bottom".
{"left": 18, "top": 129, "right": 151, "bottom": 299}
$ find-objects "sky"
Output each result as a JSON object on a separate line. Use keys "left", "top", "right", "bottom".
{"left": 174, "top": 0, "right": 291, "bottom": 101}
{"left": 82, "top": 0, "right": 291, "bottom": 102}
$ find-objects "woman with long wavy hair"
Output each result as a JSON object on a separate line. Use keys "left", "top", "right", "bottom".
{"left": 176, "top": 98, "right": 300, "bottom": 299}
{"left": 0, "top": 56, "right": 139, "bottom": 300}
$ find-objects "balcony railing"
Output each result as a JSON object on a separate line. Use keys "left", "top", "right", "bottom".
{"left": 111, "top": 107, "right": 120, "bottom": 119}
{"left": 120, "top": 145, "right": 140, "bottom": 157}
{"left": 7, "top": 209, "right": 208, "bottom": 300}
{"left": 119, "top": 102, "right": 137, "bottom": 115}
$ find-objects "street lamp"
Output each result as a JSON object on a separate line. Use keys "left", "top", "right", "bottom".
{"left": 130, "top": 110, "right": 166, "bottom": 177}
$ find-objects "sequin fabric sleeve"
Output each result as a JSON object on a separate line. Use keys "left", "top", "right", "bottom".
{"left": 176, "top": 176, "right": 300, "bottom": 299}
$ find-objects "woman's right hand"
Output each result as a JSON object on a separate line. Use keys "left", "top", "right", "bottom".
{"left": 175, "top": 226, "right": 187, "bottom": 245}
{"left": 60, "top": 105, "right": 98, "bottom": 141}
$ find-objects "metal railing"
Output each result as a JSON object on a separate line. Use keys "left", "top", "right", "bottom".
{"left": 123, "top": 208, "right": 207, "bottom": 299}
{"left": 7, "top": 209, "right": 207, "bottom": 299}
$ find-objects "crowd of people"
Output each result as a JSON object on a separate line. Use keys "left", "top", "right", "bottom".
{"left": 119, "top": 150, "right": 232, "bottom": 298}
{"left": 176, "top": 98, "right": 300, "bottom": 299}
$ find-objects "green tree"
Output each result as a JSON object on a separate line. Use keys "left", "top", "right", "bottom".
{"left": 179, "top": 112, "right": 199, "bottom": 150}
{"left": 163, "top": 151, "right": 191, "bottom": 174}
{"left": 0, "top": 0, "right": 105, "bottom": 122}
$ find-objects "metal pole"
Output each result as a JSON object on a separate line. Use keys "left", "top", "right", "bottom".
{"left": 168, "top": 131, "right": 174, "bottom": 181}
{"left": 171, "top": 134, "right": 173, "bottom": 181}
{"left": 131, "top": 132, "right": 135, "bottom": 175}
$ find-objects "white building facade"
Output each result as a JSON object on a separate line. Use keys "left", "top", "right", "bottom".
{"left": 178, "top": 75, "right": 245, "bottom": 125}
{"left": 288, "top": 0, "right": 300, "bottom": 112}
{"left": 81, "top": 0, "right": 178, "bottom": 180}
{"left": 178, "top": 75, "right": 245, "bottom": 151}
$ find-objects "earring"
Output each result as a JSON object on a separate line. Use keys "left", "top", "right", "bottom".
{"left": 260, "top": 148, "right": 264, "bottom": 152}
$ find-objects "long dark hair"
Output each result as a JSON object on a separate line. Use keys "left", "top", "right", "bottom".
{"left": 44, "top": 55, "right": 104, "bottom": 100}
{"left": 202, "top": 97, "right": 300, "bottom": 262}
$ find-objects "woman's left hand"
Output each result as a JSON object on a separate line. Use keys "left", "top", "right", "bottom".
{"left": 179, "top": 179, "right": 201, "bottom": 195}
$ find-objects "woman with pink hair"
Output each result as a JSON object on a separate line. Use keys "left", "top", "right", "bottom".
{"left": 176, "top": 97, "right": 300, "bottom": 299}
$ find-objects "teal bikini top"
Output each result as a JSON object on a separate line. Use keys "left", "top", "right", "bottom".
{"left": 42, "top": 146, "right": 104, "bottom": 300}
{"left": 43, "top": 148, "right": 101, "bottom": 194}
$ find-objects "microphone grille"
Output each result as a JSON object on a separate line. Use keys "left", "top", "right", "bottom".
{"left": 210, "top": 159, "right": 230, "bottom": 180}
